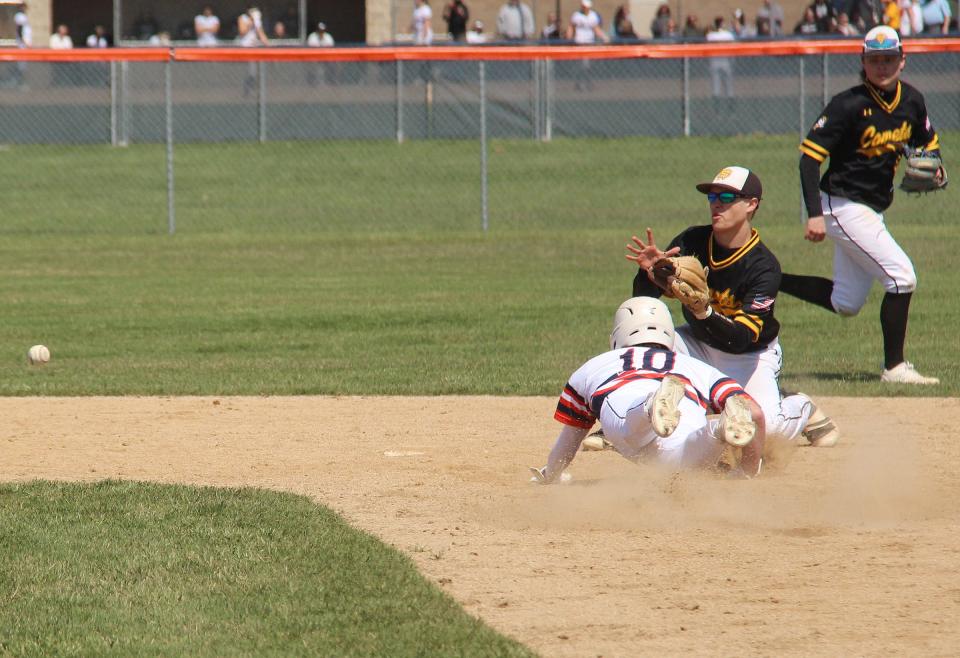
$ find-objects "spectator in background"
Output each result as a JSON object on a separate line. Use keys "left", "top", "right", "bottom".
{"left": 921, "top": 0, "right": 951, "bottom": 33}
{"left": 50, "top": 23, "right": 73, "bottom": 49}
{"left": 899, "top": 0, "right": 923, "bottom": 34}
{"left": 466, "top": 19, "right": 487, "bottom": 43}
{"left": 706, "top": 16, "right": 735, "bottom": 103}
{"left": 881, "top": 0, "right": 901, "bottom": 30}
{"left": 810, "top": 0, "right": 838, "bottom": 32}
{"left": 443, "top": 0, "right": 469, "bottom": 41}
{"left": 238, "top": 6, "right": 269, "bottom": 46}
{"left": 682, "top": 14, "right": 703, "bottom": 37}
{"left": 795, "top": 6, "right": 820, "bottom": 32}
{"left": 567, "top": 0, "right": 609, "bottom": 43}
{"left": 133, "top": 10, "right": 160, "bottom": 41}
{"left": 14, "top": 2, "right": 32, "bottom": 48}
{"left": 612, "top": 5, "right": 638, "bottom": 40}
{"left": 280, "top": 3, "right": 299, "bottom": 36}
{"left": 411, "top": 0, "right": 434, "bottom": 45}
{"left": 272, "top": 21, "right": 287, "bottom": 39}
{"left": 49, "top": 23, "right": 73, "bottom": 87}
{"left": 307, "top": 21, "right": 334, "bottom": 46}
{"left": 756, "top": 0, "right": 785, "bottom": 35}
{"left": 732, "top": 8, "right": 757, "bottom": 37}
{"left": 756, "top": 15, "right": 773, "bottom": 35}
{"left": 149, "top": 31, "right": 172, "bottom": 46}
{"left": 195, "top": 5, "right": 220, "bottom": 47}
{"left": 238, "top": 7, "right": 268, "bottom": 96}
{"left": 87, "top": 25, "right": 109, "bottom": 48}
{"left": 650, "top": 4, "right": 672, "bottom": 37}
{"left": 542, "top": 12, "right": 563, "bottom": 39}
{"left": 4, "top": 2, "right": 31, "bottom": 88}
{"left": 497, "top": 0, "right": 535, "bottom": 41}
{"left": 663, "top": 17, "right": 680, "bottom": 38}
{"left": 833, "top": 11, "right": 859, "bottom": 33}
{"left": 851, "top": 0, "right": 882, "bottom": 31}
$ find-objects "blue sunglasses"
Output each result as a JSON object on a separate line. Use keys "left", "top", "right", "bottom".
{"left": 706, "top": 191, "right": 746, "bottom": 204}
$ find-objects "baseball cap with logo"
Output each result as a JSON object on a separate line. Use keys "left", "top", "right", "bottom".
{"left": 696, "top": 166, "right": 763, "bottom": 199}
{"left": 862, "top": 26, "right": 902, "bottom": 55}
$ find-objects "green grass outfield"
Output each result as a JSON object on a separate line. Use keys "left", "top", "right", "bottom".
{"left": 0, "top": 480, "right": 532, "bottom": 657}
{"left": 0, "top": 133, "right": 955, "bottom": 395}
{"left": 0, "top": 134, "right": 954, "bottom": 654}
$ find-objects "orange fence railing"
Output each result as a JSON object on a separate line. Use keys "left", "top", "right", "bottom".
{"left": 3, "top": 39, "right": 960, "bottom": 63}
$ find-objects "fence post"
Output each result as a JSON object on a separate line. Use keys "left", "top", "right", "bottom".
{"left": 544, "top": 58, "right": 553, "bottom": 142}
{"left": 110, "top": 61, "right": 118, "bottom": 146}
{"left": 799, "top": 56, "right": 806, "bottom": 137}
{"left": 822, "top": 52, "right": 829, "bottom": 106}
{"left": 799, "top": 56, "right": 806, "bottom": 224}
{"left": 165, "top": 59, "right": 176, "bottom": 235}
{"left": 396, "top": 60, "right": 404, "bottom": 143}
{"left": 258, "top": 60, "right": 267, "bottom": 143}
{"left": 532, "top": 59, "right": 540, "bottom": 141}
{"left": 120, "top": 60, "right": 130, "bottom": 146}
{"left": 480, "top": 60, "right": 489, "bottom": 233}
{"left": 682, "top": 57, "right": 690, "bottom": 137}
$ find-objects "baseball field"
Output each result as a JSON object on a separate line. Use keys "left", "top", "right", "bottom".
{"left": 1, "top": 134, "right": 957, "bottom": 655}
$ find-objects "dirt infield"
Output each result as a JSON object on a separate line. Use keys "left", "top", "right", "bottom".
{"left": 3, "top": 396, "right": 958, "bottom": 657}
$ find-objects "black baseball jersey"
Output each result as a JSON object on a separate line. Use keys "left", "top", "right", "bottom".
{"left": 800, "top": 80, "right": 940, "bottom": 212}
{"left": 633, "top": 226, "right": 781, "bottom": 353}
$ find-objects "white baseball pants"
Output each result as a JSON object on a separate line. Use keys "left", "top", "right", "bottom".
{"left": 673, "top": 326, "right": 813, "bottom": 443}
{"left": 822, "top": 192, "right": 917, "bottom": 316}
{"left": 599, "top": 381, "right": 726, "bottom": 470}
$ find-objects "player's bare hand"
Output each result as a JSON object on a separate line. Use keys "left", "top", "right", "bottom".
{"left": 804, "top": 216, "right": 827, "bottom": 242}
{"left": 626, "top": 228, "right": 680, "bottom": 271}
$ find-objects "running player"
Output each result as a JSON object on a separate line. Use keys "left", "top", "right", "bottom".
{"left": 625, "top": 166, "right": 838, "bottom": 448}
{"left": 782, "top": 26, "right": 941, "bottom": 385}
{"left": 530, "top": 297, "right": 765, "bottom": 483}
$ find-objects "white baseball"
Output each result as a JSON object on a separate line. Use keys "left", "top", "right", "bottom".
{"left": 27, "top": 344, "right": 50, "bottom": 365}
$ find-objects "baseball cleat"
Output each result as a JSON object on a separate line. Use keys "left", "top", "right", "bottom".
{"left": 649, "top": 375, "right": 685, "bottom": 437}
{"left": 718, "top": 395, "right": 756, "bottom": 447}
{"left": 581, "top": 430, "right": 613, "bottom": 451}
{"left": 802, "top": 404, "right": 840, "bottom": 447}
{"left": 881, "top": 361, "right": 939, "bottom": 385}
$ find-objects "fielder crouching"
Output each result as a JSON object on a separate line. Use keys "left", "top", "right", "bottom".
{"left": 530, "top": 297, "right": 765, "bottom": 483}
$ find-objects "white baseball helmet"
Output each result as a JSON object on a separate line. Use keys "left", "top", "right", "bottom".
{"left": 609, "top": 297, "right": 675, "bottom": 350}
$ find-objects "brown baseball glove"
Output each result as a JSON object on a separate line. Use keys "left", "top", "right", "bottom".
{"left": 651, "top": 256, "right": 711, "bottom": 316}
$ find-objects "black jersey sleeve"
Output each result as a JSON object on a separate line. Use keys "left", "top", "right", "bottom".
{"left": 908, "top": 95, "right": 941, "bottom": 157}
{"left": 799, "top": 95, "right": 850, "bottom": 164}
{"left": 800, "top": 154, "right": 824, "bottom": 217}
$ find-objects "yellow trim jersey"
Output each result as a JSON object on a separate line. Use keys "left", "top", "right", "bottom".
{"left": 800, "top": 80, "right": 940, "bottom": 212}
{"left": 632, "top": 226, "right": 781, "bottom": 353}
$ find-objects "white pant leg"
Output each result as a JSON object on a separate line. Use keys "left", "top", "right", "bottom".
{"left": 653, "top": 409, "right": 725, "bottom": 469}
{"left": 822, "top": 193, "right": 917, "bottom": 316}
{"left": 598, "top": 382, "right": 661, "bottom": 459}
{"left": 599, "top": 382, "right": 719, "bottom": 469}
{"left": 674, "top": 327, "right": 811, "bottom": 441}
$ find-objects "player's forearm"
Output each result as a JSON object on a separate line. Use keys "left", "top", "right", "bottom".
{"left": 800, "top": 154, "right": 823, "bottom": 217}
{"left": 545, "top": 425, "right": 588, "bottom": 480}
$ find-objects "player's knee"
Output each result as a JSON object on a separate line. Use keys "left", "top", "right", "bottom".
{"left": 832, "top": 300, "right": 862, "bottom": 317}
{"left": 887, "top": 273, "right": 917, "bottom": 294}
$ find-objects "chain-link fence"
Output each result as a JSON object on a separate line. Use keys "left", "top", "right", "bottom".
{"left": 1, "top": 46, "right": 958, "bottom": 235}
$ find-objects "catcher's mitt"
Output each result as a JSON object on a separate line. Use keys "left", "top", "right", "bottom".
{"left": 651, "top": 256, "right": 711, "bottom": 316}
{"left": 900, "top": 151, "right": 948, "bottom": 194}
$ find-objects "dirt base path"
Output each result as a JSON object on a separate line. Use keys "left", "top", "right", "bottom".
{"left": 3, "top": 396, "right": 958, "bottom": 657}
